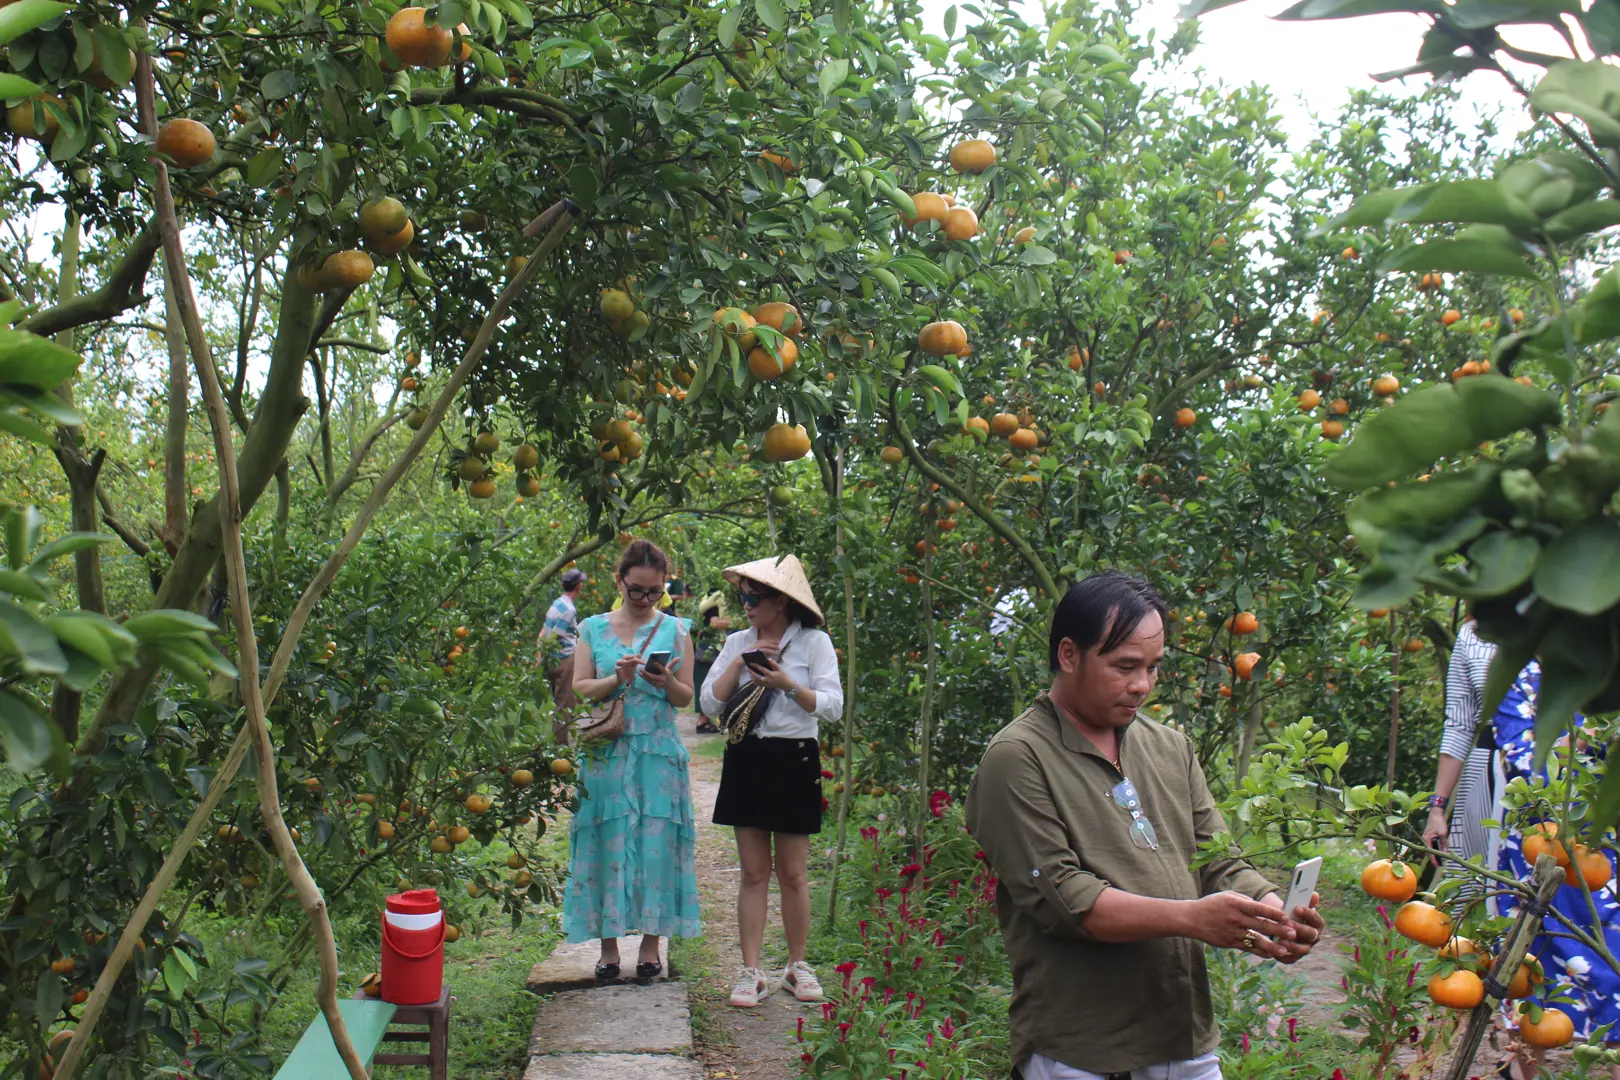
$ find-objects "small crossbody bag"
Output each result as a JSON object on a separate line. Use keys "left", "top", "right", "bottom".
{"left": 578, "top": 613, "right": 667, "bottom": 745}
{"left": 721, "top": 639, "right": 792, "bottom": 745}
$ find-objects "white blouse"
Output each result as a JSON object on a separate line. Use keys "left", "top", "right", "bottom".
{"left": 699, "top": 621, "right": 844, "bottom": 739}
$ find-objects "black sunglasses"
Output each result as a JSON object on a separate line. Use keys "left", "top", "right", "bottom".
{"left": 737, "top": 586, "right": 779, "bottom": 607}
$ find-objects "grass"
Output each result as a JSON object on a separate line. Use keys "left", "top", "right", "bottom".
{"left": 692, "top": 733, "right": 727, "bottom": 759}
{"left": 671, "top": 929, "right": 735, "bottom": 1060}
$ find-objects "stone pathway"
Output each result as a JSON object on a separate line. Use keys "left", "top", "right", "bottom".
{"left": 517, "top": 719, "right": 811, "bottom": 1080}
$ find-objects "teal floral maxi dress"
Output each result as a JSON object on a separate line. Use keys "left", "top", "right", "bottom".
{"left": 561, "top": 612, "right": 702, "bottom": 943}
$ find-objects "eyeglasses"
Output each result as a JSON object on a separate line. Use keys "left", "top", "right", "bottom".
{"left": 624, "top": 583, "right": 666, "bottom": 602}
{"left": 737, "top": 589, "right": 777, "bottom": 608}
{"left": 1111, "top": 778, "right": 1159, "bottom": 851}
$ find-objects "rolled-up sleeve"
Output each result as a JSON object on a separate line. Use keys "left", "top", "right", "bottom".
{"left": 804, "top": 631, "right": 844, "bottom": 722}
{"left": 967, "top": 739, "right": 1108, "bottom": 943}
{"left": 700, "top": 631, "right": 742, "bottom": 717}
{"left": 1190, "top": 746, "right": 1277, "bottom": 900}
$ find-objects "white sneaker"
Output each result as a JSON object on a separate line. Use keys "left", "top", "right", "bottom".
{"left": 729, "top": 966, "right": 767, "bottom": 1008}
{"left": 780, "top": 961, "right": 824, "bottom": 1002}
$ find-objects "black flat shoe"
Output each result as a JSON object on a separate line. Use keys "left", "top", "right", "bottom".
{"left": 635, "top": 961, "right": 662, "bottom": 979}
{"left": 595, "top": 962, "right": 620, "bottom": 982}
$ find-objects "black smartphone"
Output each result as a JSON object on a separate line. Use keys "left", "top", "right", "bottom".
{"left": 643, "top": 650, "right": 672, "bottom": 675}
{"left": 741, "top": 648, "right": 772, "bottom": 670}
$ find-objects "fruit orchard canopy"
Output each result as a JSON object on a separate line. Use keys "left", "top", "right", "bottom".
{"left": 723, "top": 554, "right": 824, "bottom": 627}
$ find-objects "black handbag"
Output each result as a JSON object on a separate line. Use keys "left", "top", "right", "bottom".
{"left": 720, "top": 639, "right": 791, "bottom": 744}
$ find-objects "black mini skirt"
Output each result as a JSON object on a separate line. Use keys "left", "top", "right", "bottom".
{"left": 713, "top": 735, "right": 824, "bottom": 835}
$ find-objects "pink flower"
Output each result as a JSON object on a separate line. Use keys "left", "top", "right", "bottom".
{"left": 941, "top": 1017, "right": 957, "bottom": 1039}
{"left": 797, "top": 1017, "right": 804, "bottom": 1042}
{"left": 802, "top": 1053, "right": 814, "bottom": 1064}
{"left": 929, "top": 790, "right": 953, "bottom": 817}
{"left": 900, "top": 863, "right": 923, "bottom": 877}
{"left": 1240, "top": 1033, "right": 1250, "bottom": 1053}
{"left": 822, "top": 769, "right": 835, "bottom": 779}
{"left": 835, "top": 961, "right": 858, "bottom": 976}
{"left": 876, "top": 887, "right": 893, "bottom": 900}
{"left": 822, "top": 1002, "right": 837, "bottom": 1020}
{"left": 1376, "top": 904, "right": 1391, "bottom": 928}
{"left": 858, "top": 920, "right": 869, "bottom": 939}
{"left": 837, "top": 1022, "right": 850, "bottom": 1041}
{"left": 1286, "top": 1016, "right": 1297, "bottom": 1042}
{"left": 861, "top": 826, "right": 879, "bottom": 842}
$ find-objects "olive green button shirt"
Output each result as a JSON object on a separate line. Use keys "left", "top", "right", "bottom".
{"left": 965, "top": 693, "right": 1277, "bottom": 1075}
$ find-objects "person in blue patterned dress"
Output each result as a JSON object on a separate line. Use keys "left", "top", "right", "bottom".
{"left": 563, "top": 538, "right": 701, "bottom": 980}
{"left": 1494, "top": 659, "right": 1620, "bottom": 1078}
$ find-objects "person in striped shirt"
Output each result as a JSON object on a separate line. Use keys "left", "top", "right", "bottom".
{"left": 1422, "top": 617, "right": 1499, "bottom": 903}
{"left": 538, "top": 569, "right": 587, "bottom": 714}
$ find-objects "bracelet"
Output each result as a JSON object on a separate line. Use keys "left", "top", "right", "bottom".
{"left": 1427, "top": 794, "right": 1448, "bottom": 810}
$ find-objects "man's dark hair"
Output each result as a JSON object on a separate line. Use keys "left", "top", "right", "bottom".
{"left": 1048, "top": 571, "right": 1168, "bottom": 672}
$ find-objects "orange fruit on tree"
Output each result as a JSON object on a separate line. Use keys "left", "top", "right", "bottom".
{"left": 1233, "top": 652, "right": 1261, "bottom": 680}
{"left": 989, "top": 413, "right": 1019, "bottom": 437}
{"left": 386, "top": 8, "right": 454, "bottom": 67}
{"left": 1009, "top": 428, "right": 1039, "bottom": 451}
{"left": 753, "top": 301, "right": 802, "bottom": 338}
{"left": 518, "top": 475, "right": 541, "bottom": 498}
{"left": 1438, "top": 937, "right": 1489, "bottom": 967}
{"left": 320, "top": 250, "right": 375, "bottom": 289}
{"left": 1174, "top": 408, "right": 1196, "bottom": 429}
{"left": 7, "top": 95, "right": 63, "bottom": 143}
{"left": 468, "top": 478, "right": 495, "bottom": 499}
{"left": 1016, "top": 406, "right": 1036, "bottom": 428}
{"left": 1227, "top": 611, "right": 1259, "bottom": 635}
{"left": 1298, "top": 389, "right": 1321, "bottom": 411}
{"left": 944, "top": 206, "right": 980, "bottom": 241}
{"left": 918, "top": 320, "right": 968, "bottom": 357}
{"left": 513, "top": 443, "right": 540, "bottom": 470}
{"left": 551, "top": 758, "right": 573, "bottom": 776}
{"left": 367, "top": 218, "right": 415, "bottom": 256}
{"left": 1576, "top": 844, "right": 1613, "bottom": 891}
{"left": 965, "top": 416, "right": 990, "bottom": 439}
{"left": 50, "top": 957, "right": 76, "bottom": 976}
{"left": 1404, "top": 637, "right": 1425, "bottom": 652}
{"left": 465, "top": 794, "right": 493, "bottom": 814}
{"left": 359, "top": 196, "right": 409, "bottom": 239}
{"left": 880, "top": 446, "right": 904, "bottom": 465}
{"left": 1373, "top": 374, "right": 1400, "bottom": 397}
{"left": 1360, "top": 859, "right": 1417, "bottom": 903}
{"left": 762, "top": 423, "right": 811, "bottom": 462}
{"left": 444, "top": 924, "right": 461, "bottom": 943}
{"left": 429, "top": 835, "right": 453, "bottom": 854}
{"left": 1394, "top": 900, "right": 1453, "bottom": 947}
{"left": 1329, "top": 398, "right": 1349, "bottom": 415}
{"left": 1441, "top": 308, "right": 1463, "bottom": 326}
{"left": 447, "top": 825, "right": 471, "bottom": 844}
{"left": 904, "top": 192, "right": 949, "bottom": 229}
{"left": 1320, "top": 419, "right": 1344, "bottom": 440}
{"left": 1113, "top": 250, "right": 1131, "bottom": 265}
{"left": 949, "top": 138, "right": 996, "bottom": 174}
{"left": 510, "top": 768, "right": 534, "bottom": 786}
{"left": 1502, "top": 953, "right": 1544, "bottom": 999}
{"left": 758, "top": 150, "right": 796, "bottom": 173}
{"left": 712, "top": 307, "right": 759, "bottom": 351}
{"left": 1014, "top": 226, "right": 1036, "bottom": 244}
{"left": 1518, "top": 1004, "right": 1574, "bottom": 1049}
{"left": 1427, "top": 969, "right": 1484, "bottom": 1010}
{"left": 747, "top": 338, "right": 799, "bottom": 379}
{"left": 376, "top": 820, "right": 396, "bottom": 839}
{"left": 1068, "top": 346, "right": 1088, "bottom": 371}
{"left": 155, "top": 117, "right": 217, "bottom": 167}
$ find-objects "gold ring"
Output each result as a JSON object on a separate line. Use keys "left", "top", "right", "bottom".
{"left": 1241, "top": 930, "right": 1259, "bottom": 950}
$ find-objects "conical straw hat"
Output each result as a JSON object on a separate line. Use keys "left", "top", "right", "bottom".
{"left": 723, "top": 554, "right": 824, "bottom": 626}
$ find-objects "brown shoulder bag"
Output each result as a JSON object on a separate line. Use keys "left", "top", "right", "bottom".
{"left": 578, "top": 613, "right": 667, "bottom": 744}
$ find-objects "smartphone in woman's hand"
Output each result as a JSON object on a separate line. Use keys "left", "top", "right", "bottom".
{"left": 644, "top": 650, "right": 672, "bottom": 675}
{"left": 741, "top": 649, "right": 771, "bottom": 670}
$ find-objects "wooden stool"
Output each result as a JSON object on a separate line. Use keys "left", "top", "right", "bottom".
{"left": 351, "top": 986, "right": 451, "bottom": 1080}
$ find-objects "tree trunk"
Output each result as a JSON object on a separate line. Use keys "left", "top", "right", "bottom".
{"left": 1387, "top": 645, "right": 1402, "bottom": 789}
{"left": 162, "top": 265, "right": 190, "bottom": 552}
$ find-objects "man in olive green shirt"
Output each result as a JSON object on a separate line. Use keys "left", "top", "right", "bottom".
{"left": 967, "top": 572, "right": 1325, "bottom": 1080}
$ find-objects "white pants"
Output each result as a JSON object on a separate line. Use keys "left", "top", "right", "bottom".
{"left": 1024, "top": 1051, "right": 1222, "bottom": 1080}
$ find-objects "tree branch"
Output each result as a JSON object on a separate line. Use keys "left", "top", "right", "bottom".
{"left": 18, "top": 223, "right": 162, "bottom": 338}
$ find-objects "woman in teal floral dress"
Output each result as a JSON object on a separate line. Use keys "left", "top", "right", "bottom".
{"left": 564, "top": 538, "right": 701, "bottom": 979}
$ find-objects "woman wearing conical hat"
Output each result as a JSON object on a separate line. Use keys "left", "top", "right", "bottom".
{"left": 699, "top": 553, "right": 844, "bottom": 1009}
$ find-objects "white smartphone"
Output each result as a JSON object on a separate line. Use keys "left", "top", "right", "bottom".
{"left": 1283, "top": 856, "right": 1323, "bottom": 918}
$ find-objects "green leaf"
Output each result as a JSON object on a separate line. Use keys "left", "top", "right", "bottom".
{"left": 1346, "top": 466, "right": 1500, "bottom": 550}
{"left": 1535, "top": 517, "right": 1620, "bottom": 615}
{"left": 754, "top": 0, "right": 785, "bottom": 31}
{"left": 917, "top": 365, "right": 962, "bottom": 396}
{"left": 818, "top": 57, "right": 850, "bottom": 98}
{"left": 1531, "top": 60, "right": 1620, "bottom": 147}
{"left": 1275, "top": 0, "right": 1442, "bottom": 16}
{"left": 0, "top": 73, "right": 43, "bottom": 98}
{"left": 0, "top": 689, "right": 54, "bottom": 772}
{"left": 1450, "top": 0, "right": 1578, "bottom": 29}
{"left": 1533, "top": 615, "right": 1615, "bottom": 767}
{"left": 1418, "top": 529, "right": 1541, "bottom": 599}
{"left": 1387, "top": 181, "right": 1541, "bottom": 231}
{"left": 0, "top": 409, "right": 53, "bottom": 445}
{"left": 0, "top": 0, "right": 70, "bottom": 48}
{"left": 47, "top": 613, "right": 116, "bottom": 668}
{"left": 0, "top": 598, "right": 66, "bottom": 675}
{"left": 1321, "top": 186, "right": 1430, "bottom": 234}
{"left": 1483, "top": 636, "right": 1538, "bottom": 722}
{"left": 1581, "top": 0, "right": 1620, "bottom": 55}
{"left": 717, "top": 5, "right": 742, "bottom": 47}
{"left": 0, "top": 330, "right": 84, "bottom": 389}
{"left": 122, "top": 609, "right": 218, "bottom": 639}
{"left": 566, "top": 164, "right": 598, "bottom": 209}
{"left": 30, "top": 531, "right": 110, "bottom": 566}
{"left": 1019, "top": 244, "right": 1058, "bottom": 266}
{"left": 1541, "top": 199, "right": 1620, "bottom": 242}
{"left": 6, "top": 506, "right": 40, "bottom": 569}
{"left": 1325, "top": 379, "right": 1560, "bottom": 489}
{"left": 0, "top": 570, "right": 45, "bottom": 601}
{"left": 261, "top": 69, "right": 296, "bottom": 100}
{"left": 0, "top": 387, "right": 81, "bottom": 426}
{"left": 1378, "top": 237, "right": 1537, "bottom": 278}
